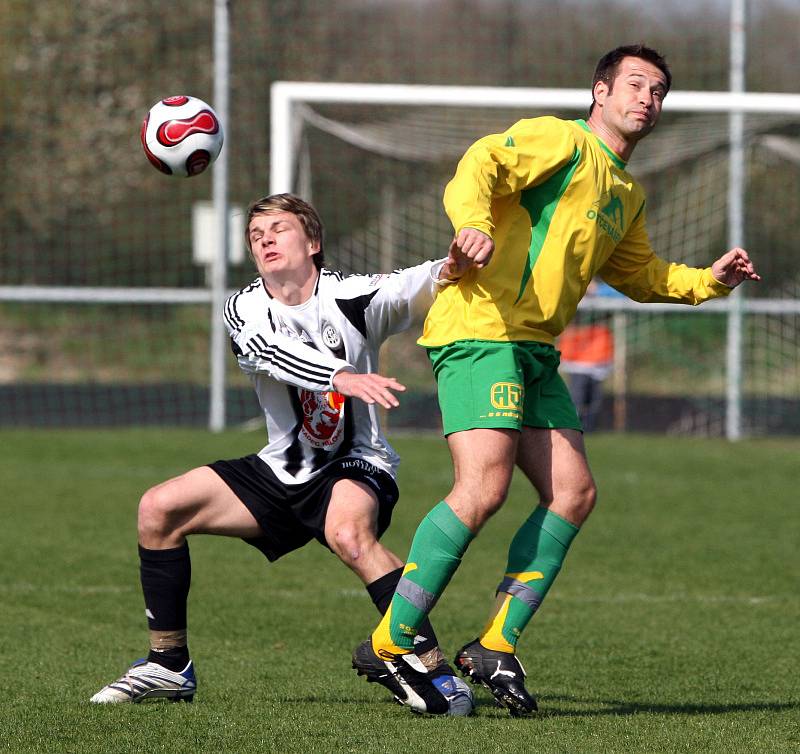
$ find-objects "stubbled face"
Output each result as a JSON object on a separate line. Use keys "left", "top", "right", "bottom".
{"left": 594, "top": 56, "right": 668, "bottom": 142}
{"left": 247, "top": 210, "right": 319, "bottom": 280}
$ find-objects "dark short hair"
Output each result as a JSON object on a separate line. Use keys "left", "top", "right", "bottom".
{"left": 589, "top": 44, "right": 672, "bottom": 115}
{"left": 245, "top": 193, "right": 325, "bottom": 270}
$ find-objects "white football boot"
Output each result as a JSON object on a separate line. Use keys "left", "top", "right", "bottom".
{"left": 90, "top": 658, "right": 196, "bottom": 703}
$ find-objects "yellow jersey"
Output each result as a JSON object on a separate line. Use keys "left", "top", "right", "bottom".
{"left": 419, "top": 117, "right": 731, "bottom": 347}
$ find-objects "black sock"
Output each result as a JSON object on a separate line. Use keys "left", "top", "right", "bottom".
{"left": 139, "top": 543, "right": 191, "bottom": 668}
{"left": 366, "top": 566, "right": 438, "bottom": 657}
{"left": 147, "top": 645, "right": 191, "bottom": 672}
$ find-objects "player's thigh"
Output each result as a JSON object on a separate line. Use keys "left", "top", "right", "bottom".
{"left": 515, "top": 427, "right": 595, "bottom": 515}
{"left": 141, "top": 466, "right": 263, "bottom": 538}
{"left": 447, "top": 427, "right": 518, "bottom": 492}
{"left": 323, "top": 478, "right": 382, "bottom": 546}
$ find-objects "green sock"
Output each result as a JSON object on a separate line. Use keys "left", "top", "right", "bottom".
{"left": 480, "top": 507, "right": 579, "bottom": 652}
{"left": 372, "top": 501, "right": 474, "bottom": 654}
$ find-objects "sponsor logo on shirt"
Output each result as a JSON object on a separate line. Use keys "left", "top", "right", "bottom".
{"left": 586, "top": 191, "right": 624, "bottom": 243}
{"left": 275, "top": 314, "right": 313, "bottom": 343}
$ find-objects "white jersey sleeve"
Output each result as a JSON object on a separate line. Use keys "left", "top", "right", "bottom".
{"left": 334, "top": 259, "right": 445, "bottom": 344}
{"left": 224, "top": 280, "right": 354, "bottom": 391}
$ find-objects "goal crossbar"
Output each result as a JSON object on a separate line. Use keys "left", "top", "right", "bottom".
{"left": 270, "top": 82, "right": 800, "bottom": 193}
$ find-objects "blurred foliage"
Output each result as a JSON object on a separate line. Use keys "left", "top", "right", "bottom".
{"left": 1, "top": 0, "right": 799, "bottom": 287}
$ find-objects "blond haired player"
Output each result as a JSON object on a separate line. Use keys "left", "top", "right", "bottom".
{"left": 91, "top": 194, "right": 472, "bottom": 715}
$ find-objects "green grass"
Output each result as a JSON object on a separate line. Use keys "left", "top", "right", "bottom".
{"left": 1, "top": 429, "right": 798, "bottom": 753}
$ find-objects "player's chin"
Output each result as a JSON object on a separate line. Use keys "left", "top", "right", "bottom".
{"left": 627, "top": 120, "right": 656, "bottom": 139}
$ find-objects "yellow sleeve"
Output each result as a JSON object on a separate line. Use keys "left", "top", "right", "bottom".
{"left": 599, "top": 204, "right": 733, "bottom": 305}
{"left": 442, "top": 116, "right": 578, "bottom": 237}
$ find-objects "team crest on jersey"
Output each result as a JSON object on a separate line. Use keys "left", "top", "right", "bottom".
{"left": 299, "top": 389, "right": 345, "bottom": 448}
{"left": 321, "top": 321, "right": 342, "bottom": 350}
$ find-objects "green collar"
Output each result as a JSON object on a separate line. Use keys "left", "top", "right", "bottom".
{"left": 575, "top": 119, "right": 627, "bottom": 169}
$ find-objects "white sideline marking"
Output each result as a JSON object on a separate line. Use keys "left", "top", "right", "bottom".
{"left": 560, "top": 593, "right": 783, "bottom": 605}
{"left": 0, "top": 584, "right": 788, "bottom": 606}
{"left": 0, "top": 583, "right": 135, "bottom": 594}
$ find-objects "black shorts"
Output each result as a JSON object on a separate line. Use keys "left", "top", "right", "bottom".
{"left": 208, "top": 455, "right": 399, "bottom": 562}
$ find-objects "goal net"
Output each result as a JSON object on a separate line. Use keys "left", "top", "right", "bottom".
{"left": 272, "top": 83, "right": 800, "bottom": 437}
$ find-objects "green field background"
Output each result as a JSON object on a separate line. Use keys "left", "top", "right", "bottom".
{"left": 1, "top": 430, "right": 798, "bottom": 753}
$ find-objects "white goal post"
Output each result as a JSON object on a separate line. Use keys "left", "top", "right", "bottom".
{"left": 270, "top": 83, "right": 800, "bottom": 194}
{"left": 270, "top": 82, "right": 800, "bottom": 440}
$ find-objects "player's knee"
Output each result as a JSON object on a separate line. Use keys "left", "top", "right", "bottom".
{"left": 446, "top": 486, "right": 508, "bottom": 533}
{"left": 328, "top": 522, "right": 373, "bottom": 567}
{"left": 137, "top": 486, "right": 180, "bottom": 542}
{"left": 565, "top": 478, "right": 597, "bottom": 524}
{"left": 484, "top": 485, "right": 511, "bottom": 517}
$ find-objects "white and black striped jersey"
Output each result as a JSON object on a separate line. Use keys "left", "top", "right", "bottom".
{"left": 224, "top": 260, "right": 445, "bottom": 485}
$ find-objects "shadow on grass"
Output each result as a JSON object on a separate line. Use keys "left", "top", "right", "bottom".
{"left": 535, "top": 695, "right": 800, "bottom": 718}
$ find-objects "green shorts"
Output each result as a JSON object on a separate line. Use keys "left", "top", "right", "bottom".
{"left": 427, "top": 340, "right": 582, "bottom": 436}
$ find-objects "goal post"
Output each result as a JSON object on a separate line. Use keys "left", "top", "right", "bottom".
{"left": 271, "top": 81, "right": 800, "bottom": 439}
{"left": 270, "top": 82, "right": 800, "bottom": 194}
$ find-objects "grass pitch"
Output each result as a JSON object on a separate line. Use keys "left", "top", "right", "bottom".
{"left": 1, "top": 429, "right": 798, "bottom": 753}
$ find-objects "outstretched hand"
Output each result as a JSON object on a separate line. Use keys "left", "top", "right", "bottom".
{"left": 711, "top": 247, "right": 761, "bottom": 288}
{"left": 332, "top": 371, "right": 406, "bottom": 409}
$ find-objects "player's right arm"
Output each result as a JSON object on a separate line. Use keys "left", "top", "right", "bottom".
{"left": 225, "top": 284, "right": 405, "bottom": 409}
{"left": 224, "top": 287, "right": 354, "bottom": 392}
{"left": 443, "top": 116, "right": 578, "bottom": 246}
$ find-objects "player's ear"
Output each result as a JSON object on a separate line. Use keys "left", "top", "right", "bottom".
{"left": 593, "top": 80, "right": 609, "bottom": 106}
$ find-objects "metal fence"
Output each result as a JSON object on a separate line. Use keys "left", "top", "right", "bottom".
{"left": 1, "top": 0, "right": 798, "bottom": 435}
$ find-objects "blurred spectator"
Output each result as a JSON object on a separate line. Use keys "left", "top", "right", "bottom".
{"left": 558, "top": 281, "right": 615, "bottom": 431}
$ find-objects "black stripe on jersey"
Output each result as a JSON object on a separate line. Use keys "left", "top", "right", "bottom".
{"left": 321, "top": 268, "right": 344, "bottom": 282}
{"left": 335, "top": 290, "right": 380, "bottom": 340}
{"left": 224, "top": 293, "right": 245, "bottom": 333}
{"left": 308, "top": 437, "right": 334, "bottom": 476}
{"left": 284, "top": 387, "right": 305, "bottom": 478}
{"left": 247, "top": 334, "right": 333, "bottom": 387}
{"left": 225, "top": 279, "right": 260, "bottom": 333}
{"left": 329, "top": 393, "right": 355, "bottom": 463}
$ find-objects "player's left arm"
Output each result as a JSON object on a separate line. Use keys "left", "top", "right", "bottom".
{"left": 710, "top": 247, "right": 761, "bottom": 287}
{"left": 598, "top": 206, "right": 758, "bottom": 304}
{"left": 344, "top": 259, "right": 462, "bottom": 342}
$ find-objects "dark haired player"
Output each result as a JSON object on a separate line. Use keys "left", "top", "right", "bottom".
{"left": 355, "top": 44, "right": 760, "bottom": 716}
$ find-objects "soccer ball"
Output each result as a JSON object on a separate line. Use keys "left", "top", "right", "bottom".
{"left": 140, "top": 95, "right": 223, "bottom": 177}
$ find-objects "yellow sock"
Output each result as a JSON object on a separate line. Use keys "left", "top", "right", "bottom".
{"left": 370, "top": 604, "right": 412, "bottom": 659}
{"left": 478, "top": 593, "right": 517, "bottom": 653}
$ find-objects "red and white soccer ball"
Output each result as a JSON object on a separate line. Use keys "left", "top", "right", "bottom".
{"left": 140, "top": 95, "right": 224, "bottom": 177}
